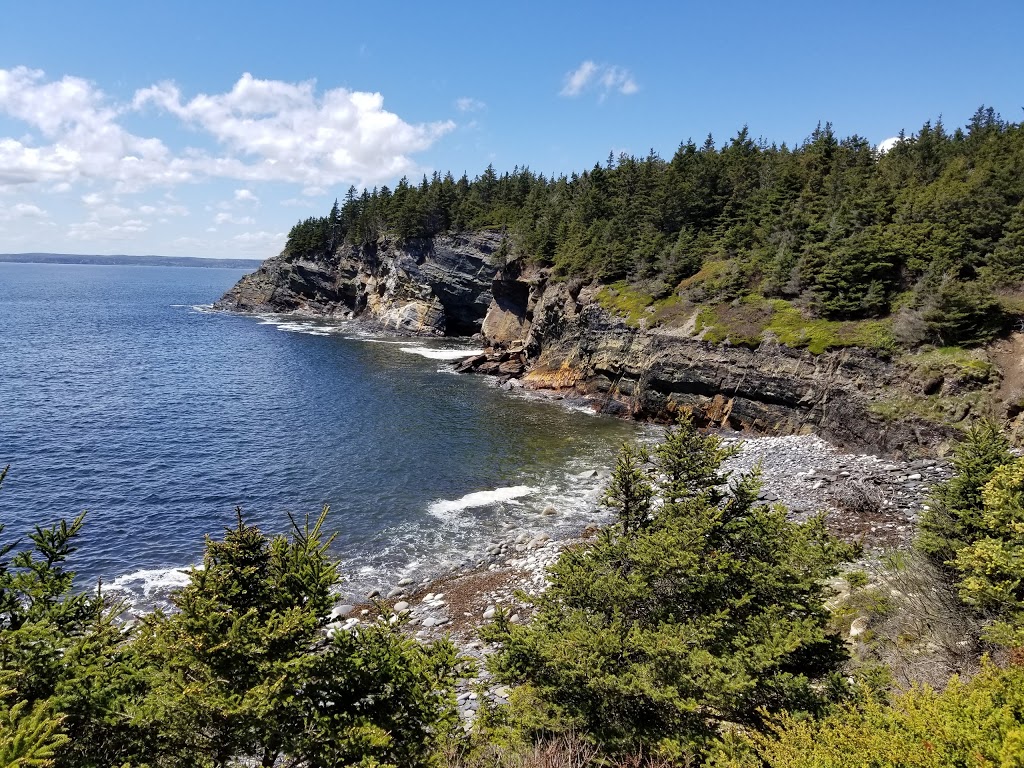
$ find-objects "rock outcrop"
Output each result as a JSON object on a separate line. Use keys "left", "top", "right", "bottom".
{"left": 218, "top": 234, "right": 986, "bottom": 455}
{"left": 215, "top": 232, "right": 504, "bottom": 336}
{"left": 459, "top": 269, "right": 961, "bottom": 456}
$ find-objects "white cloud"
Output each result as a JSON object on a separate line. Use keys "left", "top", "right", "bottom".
{"left": 877, "top": 136, "right": 903, "bottom": 154}
{"left": 560, "top": 60, "right": 638, "bottom": 99}
{"left": 234, "top": 188, "right": 259, "bottom": 203}
{"left": 455, "top": 97, "right": 486, "bottom": 113}
{"left": 231, "top": 229, "right": 286, "bottom": 256}
{"left": 68, "top": 218, "right": 149, "bottom": 241}
{"left": 134, "top": 72, "right": 455, "bottom": 188}
{"left": 600, "top": 66, "right": 638, "bottom": 96}
{"left": 0, "top": 67, "right": 189, "bottom": 191}
{"left": 0, "top": 202, "right": 48, "bottom": 221}
{"left": 214, "top": 212, "right": 255, "bottom": 226}
{"left": 561, "top": 61, "right": 599, "bottom": 97}
{"left": 0, "top": 67, "right": 455, "bottom": 193}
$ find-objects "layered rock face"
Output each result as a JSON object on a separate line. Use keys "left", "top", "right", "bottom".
{"left": 215, "top": 232, "right": 503, "bottom": 335}
{"left": 218, "top": 233, "right": 960, "bottom": 455}
{"left": 465, "top": 274, "right": 950, "bottom": 454}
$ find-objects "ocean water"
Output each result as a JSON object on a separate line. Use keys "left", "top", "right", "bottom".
{"left": 0, "top": 262, "right": 643, "bottom": 605}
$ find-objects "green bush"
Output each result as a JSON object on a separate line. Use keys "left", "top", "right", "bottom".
{"left": 483, "top": 418, "right": 857, "bottom": 761}
{"left": 729, "top": 662, "right": 1024, "bottom": 768}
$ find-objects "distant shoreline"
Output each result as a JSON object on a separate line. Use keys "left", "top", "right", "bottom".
{"left": 0, "top": 253, "right": 264, "bottom": 269}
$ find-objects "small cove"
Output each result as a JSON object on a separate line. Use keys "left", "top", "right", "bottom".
{"left": 0, "top": 262, "right": 644, "bottom": 607}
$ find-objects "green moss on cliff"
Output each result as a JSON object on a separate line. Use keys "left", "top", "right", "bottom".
{"left": 595, "top": 282, "right": 688, "bottom": 328}
{"left": 909, "top": 347, "right": 996, "bottom": 385}
{"left": 766, "top": 302, "right": 895, "bottom": 354}
{"left": 868, "top": 391, "right": 986, "bottom": 425}
{"left": 694, "top": 297, "right": 896, "bottom": 353}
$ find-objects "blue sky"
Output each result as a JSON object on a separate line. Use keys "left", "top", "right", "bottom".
{"left": 1, "top": 0, "right": 1021, "bottom": 258}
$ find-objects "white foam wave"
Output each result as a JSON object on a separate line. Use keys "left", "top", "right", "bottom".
{"left": 107, "top": 566, "right": 198, "bottom": 597}
{"left": 399, "top": 347, "right": 484, "bottom": 360}
{"left": 429, "top": 485, "right": 537, "bottom": 518}
{"left": 275, "top": 322, "right": 313, "bottom": 333}
{"left": 344, "top": 337, "right": 418, "bottom": 345}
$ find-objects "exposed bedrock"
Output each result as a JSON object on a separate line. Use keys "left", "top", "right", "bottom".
{"left": 215, "top": 232, "right": 503, "bottom": 335}
{"left": 463, "top": 274, "right": 958, "bottom": 456}
{"left": 218, "top": 234, "right": 981, "bottom": 455}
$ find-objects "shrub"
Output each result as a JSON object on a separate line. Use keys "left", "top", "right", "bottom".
{"left": 732, "top": 661, "right": 1024, "bottom": 768}
{"left": 483, "top": 418, "right": 856, "bottom": 761}
{"left": 917, "top": 421, "right": 1013, "bottom": 565}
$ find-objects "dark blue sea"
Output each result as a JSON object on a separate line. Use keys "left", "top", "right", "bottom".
{"left": 0, "top": 262, "right": 642, "bottom": 605}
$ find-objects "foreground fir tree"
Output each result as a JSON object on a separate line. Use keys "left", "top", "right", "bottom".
{"left": 954, "top": 457, "right": 1024, "bottom": 649}
{"left": 482, "top": 419, "right": 857, "bottom": 760}
{"left": 0, "top": 670, "right": 67, "bottom": 768}
{"left": 1, "top": 466, "right": 463, "bottom": 768}
{"left": 0, "top": 466, "right": 151, "bottom": 768}
{"left": 917, "top": 421, "right": 1013, "bottom": 566}
{"left": 140, "top": 507, "right": 462, "bottom": 768}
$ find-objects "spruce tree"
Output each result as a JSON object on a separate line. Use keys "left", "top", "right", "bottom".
{"left": 484, "top": 419, "right": 856, "bottom": 760}
{"left": 141, "top": 507, "right": 461, "bottom": 768}
{"left": 917, "top": 421, "right": 1013, "bottom": 565}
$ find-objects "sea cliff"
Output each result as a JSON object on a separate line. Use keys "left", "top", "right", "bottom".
{"left": 217, "top": 234, "right": 1020, "bottom": 456}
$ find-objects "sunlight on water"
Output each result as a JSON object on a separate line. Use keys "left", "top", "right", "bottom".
{"left": 0, "top": 262, "right": 646, "bottom": 607}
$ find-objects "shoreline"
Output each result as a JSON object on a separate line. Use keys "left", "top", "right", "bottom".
{"left": 323, "top": 430, "right": 955, "bottom": 721}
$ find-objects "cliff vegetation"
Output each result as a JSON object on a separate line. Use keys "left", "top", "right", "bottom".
{"left": 284, "top": 106, "right": 1024, "bottom": 350}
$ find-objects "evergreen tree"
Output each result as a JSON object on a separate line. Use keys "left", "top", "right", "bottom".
{"left": 0, "top": 467, "right": 152, "bottom": 768}
{"left": 917, "top": 421, "right": 1013, "bottom": 565}
{"left": 483, "top": 419, "right": 856, "bottom": 761}
{"left": 954, "top": 457, "right": 1024, "bottom": 647}
{"left": 141, "top": 507, "right": 461, "bottom": 768}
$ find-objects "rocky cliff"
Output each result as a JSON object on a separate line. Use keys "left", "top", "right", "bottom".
{"left": 459, "top": 273, "right": 964, "bottom": 455}
{"left": 215, "top": 232, "right": 504, "bottom": 335}
{"left": 218, "top": 234, "right": 1014, "bottom": 456}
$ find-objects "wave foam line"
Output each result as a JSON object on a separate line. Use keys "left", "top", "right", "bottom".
{"left": 107, "top": 566, "right": 198, "bottom": 597}
{"left": 429, "top": 485, "right": 537, "bottom": 517}
{"left": 344, "top": 337, "right": 418, "bottom": 345}
{"left": 400, "top": 347, "right": 484, "bottom": 360}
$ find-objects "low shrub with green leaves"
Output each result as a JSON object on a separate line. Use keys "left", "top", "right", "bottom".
{"left": 729, "top": 661, "right": 1024, "bottom": 768}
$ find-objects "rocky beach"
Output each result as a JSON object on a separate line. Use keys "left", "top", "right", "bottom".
{"left": 213, "top": 227, "right": 1022, "bottom": 724}
{"left": 322, "top": 429, "right": 956, "bottom": 722}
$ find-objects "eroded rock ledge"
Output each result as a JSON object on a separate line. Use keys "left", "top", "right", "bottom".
{"left": 459, "top": 275, "right": 958, "bottom": 455}
{"left": 217, "top": 234, "right": 994, "bottom": 456}
{"left": 215, "top": 232, "right": 504, "bottom": 336}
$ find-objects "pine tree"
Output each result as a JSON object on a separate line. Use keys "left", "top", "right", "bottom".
{"left": 0, "top": 467, "right": 151, "bottom": 768}
{"left": 483, "top": 419, "right": 856, "bottom": 760}
{"left": 141, "top": 507, "right": 461, "bottom": 767}
{"left": 918, "top": 421, "right": 1014, "bottom": 565}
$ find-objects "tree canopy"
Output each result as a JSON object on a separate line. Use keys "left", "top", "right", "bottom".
{"left": 284, "top": 108, "right": 1024, "bottom": 347}
{"left": 0, "top": 467, "right": 462, "bottom": 768}
{"left": 482, "top": 419, "right": 857, "bottom": 761}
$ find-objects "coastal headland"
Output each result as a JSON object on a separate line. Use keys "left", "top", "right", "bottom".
{"left": 216, "top": 231, "right": 1024, "bottom": 458}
